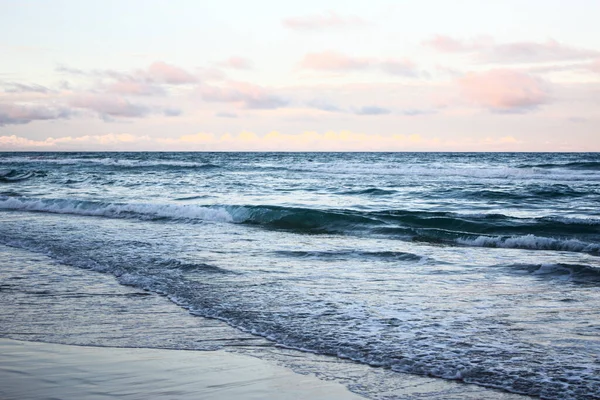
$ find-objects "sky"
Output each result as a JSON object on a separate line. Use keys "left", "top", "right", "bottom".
{"left": 0, "top": 0, "right": 599, "bottom": 151}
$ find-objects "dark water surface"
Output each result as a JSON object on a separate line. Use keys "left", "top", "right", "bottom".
{"left": 1, "top": 152, "right": 599, "bottom": 399}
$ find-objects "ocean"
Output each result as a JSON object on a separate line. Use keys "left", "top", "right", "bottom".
{"left": 1, "top": 152, "right": 599, "bottom": 399}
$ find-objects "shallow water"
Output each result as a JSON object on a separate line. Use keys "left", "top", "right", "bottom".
{"left": 1, "top": 152, "right": 599, "bottom": 399}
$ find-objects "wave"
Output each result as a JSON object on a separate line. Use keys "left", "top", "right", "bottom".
{"left": 155, "top": 258, "right": 235, "bottom": 274}
{"left": 518, "top": 161, "right": 600, "bottom": 170}
{"left": 0, "top": 190, "right": 22, "bottom": 197}
{"left": 0, "top": 169, "right": 40, "bottom": 182}
{"left": 0, "top": 197, "right": 234, "bottom": 223}
{"left": 0, "top": 156, "right": 221, "bottom": 169}
{"left": 2, "top": 197, "right": 599, "bottom": 254}
{"left": 337, "top": 188, "right": 397, "bottom": 196}
{"left": 501, "top": 262, "right": 600, "bottom": 283}
{"left": 458, "top": 234, "right": 600, "bottom": 254}
{"left": 461, "top": 185, "right": 590, "bottom": 201}
{"left": 274, "top": 249, "right": 423, "bottom": 262}
{"left": 4, "top": 154, "right": 600, "bottom": 183}
{"left": 174, "top": 195, "right": 215, "bottom": 201}
{"left": 290, "top": 163, "right": 600, "bottom": 182}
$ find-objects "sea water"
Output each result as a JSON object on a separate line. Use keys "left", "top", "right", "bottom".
{"left": 0, "top": 152, "right": 599, "bottom": 399}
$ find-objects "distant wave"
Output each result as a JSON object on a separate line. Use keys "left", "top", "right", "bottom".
{"left": 518, "top": 161, "right": 600, "bottom": 170}
{"left": 288, "top": 164, "right": 600, "bottom": 182}
{"left": 337, "top": 188, "right": 397, "bottom": 196}
{"left": 460, "top": 185, "right": 590, "bottom": 201}
{"left": 0, "top": 156, "right": 221, "bottom": 169}
{"left": 5, "top": 155, "right": 600, "bottom": 182}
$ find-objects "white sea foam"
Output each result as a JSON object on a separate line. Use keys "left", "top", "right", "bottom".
{"left": 0, "top": 156, "right": 216, "bottom": 168}
{"left": 302, "top": 163, "right": 600, "bottom": 182}
{"left": 458, "top": 234, "right": 600, "bottom": 253}
{"left": 0, "top": 197, "right": 234, "bottom": 223}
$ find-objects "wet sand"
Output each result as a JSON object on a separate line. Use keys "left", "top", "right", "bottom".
{"left": 0, "top": 338, "right": 365, "bottom": 400}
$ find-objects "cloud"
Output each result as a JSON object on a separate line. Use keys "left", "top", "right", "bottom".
{"left": 70, "top": 94, "right": 151, "bottom": 118}
{"left": 590, "top": 59, "right": 600, "bottom": 73}
{"left": 306, "top": 99, "right": 342, "bottom": 112}
{"left": 300, "top": 51, "right": 420, "bottom": 77}
{"left": 459, "top": 69, "right": 550, "bottom": 113}
{"left": 2, "top": 82, "right": 53, "bottom": 93}
{"left": 69, "top": 94, "right": 179, "bottom": 120}
{"left": 424, "top": 35, "right": 600, "bottom": 64}
{"left": 195, "top": 67, "right": 228, "bottom": 81}
{"left": 380, "top": 59, "right": 419, "bottom": 77}
{"left": 219, "top": 57, "right": 253, "bottom": 70}
{"left": 354, "top": 106, "right": 391, "bottom": 115}
{"left": 56, "top": 65, "right": 87, "bottom": 75}
{"left": 0, "top": 135, "right": 55, "bottom": 147}
{"left": 422, "top": 35, "right": 492, "bottom": 53}
{"left": 0, "top": 133, "right": 152, "bottom": 149}
{"left": 568, "top": 117, "right": 587, "bottom": 123}
{"left": 198, "top": 82, "right": 289, "bottom": 109}
{"left": 300, "top": 51, "right": 372, "bottom": 71}
{"left": 58, "top": 62, "right": 198, "bottom": 87}
{"left": 146, "top": 61, "right": 198, "bottom": 84}
{"left": 215, "top": 111, "right": 238, "bottom": 118}
{"left": 155, "top": 130, "right": 429, "bottom": 151}
{"left": 283, "top": 11, "right": 368, "bottom": 31}
{"left": 163, "top": 108, "right": 182, "bottom": 117}
{"left": 104, "top": 81, "right": 166, "bottom": 96}
{"left": 0, "top": 103, "right": 73, "bottom": 126}
{"left": 398, "top": 109, "right": 437, "bottom": 116}
{"left": 488, "top": 40, "right": 600, "bottom": 63}
{"left": 0, "top": 131, "right": 531, "bottom": 152}
{"left": 306, "top": 100, "right": 427, "bottom": 116}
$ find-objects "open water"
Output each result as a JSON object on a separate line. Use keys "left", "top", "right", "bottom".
{"left": 1, "top": 152, "right": 599, "bottom": 399}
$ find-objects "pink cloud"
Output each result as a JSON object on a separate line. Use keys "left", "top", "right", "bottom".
{"left": 488, "top": 39, "right": 600, "bottom": 63}
{"left": 198, "top": 82, "right": 288, "bottom": 109}
{"left": 0, "top": 103, "right": 72, "bottom": 125}
{"left": 0, "top": 133, "right": 153, "bottom": 149}
{"left": 215, "top": 111, "right": 238, "bottom": 118}
{"left": 3, "top": 82, "right": 53, "bottom": 94}
{"left": 380, "top": 59, "right": 418, "bottom": 77}
{"left": 353, "top": 106, "right": 390, "bottom": 115}
{"left": 70, "top": 95, "right": 151, "bottom": 118}
{"left": 219, "top": 57, "right": 253, "bottom": 70}
{"left": 58, "top": 62, "right": 198, "bottom": 86}
{"left": 422, "top": 35, "right": 492, "bottom": 53}
{"left": 105, "top": 81, "right": 165, "bottom": 96}
{"left": 424, "top": 35, "right": 599, "bottom": 64}
{"left": 147, "top": 62, "right": 198, "bottom": 84}
{"left": 69, "top": 94, "right": 179, "bottom": 120}
{"left": 590, "top": 59, "right": 600, "bottom": 73}
{"left": 283, "top": 11, "right": 368, "bottom": 31}
{"left": 300, "top": 51, "right": 372, "bottom": 71}
{"left": 300, "top": 52, "right": 421, "bottom": 77}
{"left": 459, "top": 69, "right": 550, "bottom": 112}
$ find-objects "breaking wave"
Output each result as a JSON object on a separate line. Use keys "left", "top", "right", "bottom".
{"left": 3, "top": 196, "right": 599, "bottom": 255}
{"left": 0, "top": 169, "right": 38, "bottom": 182}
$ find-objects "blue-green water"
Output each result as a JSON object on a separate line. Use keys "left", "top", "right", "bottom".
{"left": 1, "top": 152, "right": 599, "bottom": 399}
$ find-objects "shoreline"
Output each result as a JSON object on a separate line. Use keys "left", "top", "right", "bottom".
{"left": 0, "top": 243, "right": 531, "bottom": 400}
{"left": 0, "top": 338, "right": 364, "bottom": 400}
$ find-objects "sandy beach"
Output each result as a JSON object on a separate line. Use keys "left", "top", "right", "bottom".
{"left": 0, "top": 338, "right": 365, "bottom": 400}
